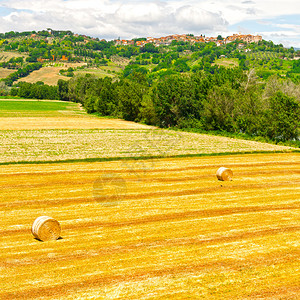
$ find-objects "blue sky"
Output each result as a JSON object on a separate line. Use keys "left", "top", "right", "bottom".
{"left": 0, "top": 0, "right": 299, "bottom": 48}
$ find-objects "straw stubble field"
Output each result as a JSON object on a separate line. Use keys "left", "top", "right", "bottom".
{"left": 1, "top": 153, "right": 299, "bottom": 299}
{"left": 0, "top": 99, "right": 296, "bottom": 164}
{"left": 0, "top": 128, "right": 296, "bottom": 164}
{"left": 1, "top": 99, "right": 299, "bottom": 298}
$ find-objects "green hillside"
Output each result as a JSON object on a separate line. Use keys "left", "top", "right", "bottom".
{"left": 0, "top": 30, "right": 299, "bottom": 146}
{"left": 0, "top": 30, "right": 299, "bottom": 86}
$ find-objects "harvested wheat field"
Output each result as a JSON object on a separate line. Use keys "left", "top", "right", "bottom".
{"left": 0, "top": 117, "right": 155, "bottom": 130}
{"left": 0, "top": 51, "right": 27, "bottom": 63}
{"left": 16, "top": 63, "right": 85, "bottom": 86}
{"left": 16, "top": 66, "right": 65, "bottom": 86}
{"left": 0, "top": 129, "right": 295, "bottom": 163}
{"left": 0, "top": 67, "right": 15, "bottom": 79}
{"left": 0, "top": 153, "right": 299, "bottom": 299}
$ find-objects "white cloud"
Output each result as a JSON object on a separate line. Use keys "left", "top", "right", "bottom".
{"left": 0, "top": 0, "right": 299, "bottom": 46}
{"left": 259, "top": 30, "right": 300, "bottom": 48}
{"left": 191, "top": 0, "right": 300, "bottom": 24}
{"left": 0, "top": 0, "right": 230, "bottom": 38}
{"left": 276, "top": 24, "right": 300, "bottom": 31}
{"left": 115, "top": 3, "right": 165, "bottom": 23}
{"left": 174, "top": 6, "right": 227, "bottom": 30}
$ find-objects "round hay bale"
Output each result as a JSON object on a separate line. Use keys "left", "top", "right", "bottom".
{"left": 216, "top": 167, "right": 233, "bottom": 181}
{"left": 31, "top": 216, "right": 61, "bottom": 241}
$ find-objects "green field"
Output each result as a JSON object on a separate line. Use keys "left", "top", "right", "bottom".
{"left": 0, "top": 99, "right": 84, "bottom": 117}
{"left": 74, "top": 67, "right": 116, "bottom": 78}
{"left": 0, "top": 100, "right": 70, "bottom": 112}
{"left": 213, "top": 58, "right": 239, "bottom": 68}
{"left": 74, "top": 61, "right": 124, "bottom": 78}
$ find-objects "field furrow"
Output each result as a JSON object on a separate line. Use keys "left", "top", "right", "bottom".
{"left": 0, "top": 153, "right": 299, "bottom": 299}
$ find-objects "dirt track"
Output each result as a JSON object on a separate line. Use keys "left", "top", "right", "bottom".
{"left": 0, "top": 153, "right": 299, "bottom": 299}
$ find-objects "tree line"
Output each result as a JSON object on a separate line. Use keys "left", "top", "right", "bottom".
{"left": 3, "top": 62, "right": 42, "bottom": 86}
{"left": 10, "top": 81, "right": 59, "bottom": 100}
{"left": 56, "top": 66, "right": 300, "bottom": 143}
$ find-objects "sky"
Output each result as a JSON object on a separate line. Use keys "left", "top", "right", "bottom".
{"left": 0, "top": 0, "right": 299, "bottom": 48}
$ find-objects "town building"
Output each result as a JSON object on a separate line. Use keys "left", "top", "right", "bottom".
{"left": 114, "top": 33, "right": 263, "bottom": 47}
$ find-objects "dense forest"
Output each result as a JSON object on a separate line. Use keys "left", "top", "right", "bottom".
{"left": 1, "top": 29, "right": 300, "bottom": 145}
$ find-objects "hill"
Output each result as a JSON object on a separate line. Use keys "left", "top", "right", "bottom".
{"left": 0, "top": 29, "right": 299, "bottom": 86}
{"left": 0, "top": 33, "right": 299, "bottom": 299}
{"left": 0, "top": 30, "right": 299, "bottom": 147}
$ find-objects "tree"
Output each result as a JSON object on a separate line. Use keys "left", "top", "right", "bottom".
{"left": 203, "top": 84, "right": 238, "bottom": 132}
{"left": 152, "top": 75, "right": 199, "bottom": 127}
{"left": 262, "top": 91, "right": 300, "bottom": 141}
{"left": 58, "top": 79, "right": 69, "bottom": 101}
{"left": 139, "top": 94, "right": 158, "bottom": 125}
{"left": 263, "top": 75, "right": 300, "bottom": 102}
{"left": 173, "top": 58, "right": 190, "bottom": 73}
{"left": 94, "top": 78, "right": 118, "bottom": 116}
{"left": 117, "top": 79, "right": 147, "bottom": 121}
{"left": 123, "top": 64, "right": 148, "bottom": 78}
{"left": 141, "top": 43, "right": 158, "bottom": 53}
{"left": 83, "top": 95, "right": 97, "bottom": 113}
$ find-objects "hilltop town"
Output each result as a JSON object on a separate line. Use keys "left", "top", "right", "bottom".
{"left": 115, "top": 33, "right": 262, "bottom": 47}
{"left": 1, "top": 29, "right": 263, "bottom": 49}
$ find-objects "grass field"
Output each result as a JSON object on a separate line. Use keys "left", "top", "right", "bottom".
{"left": 14, "top": 62, "right": 121, "bottom": 85}
{"left": 0, "top": 99, "right": 153, "bottom": 130}
{"left": 0, "top": 67, "right": 16, "bottom": 79}
{"left": 75, "top": 67, "right": 116, "bottom": 79}
{"left": 0, "top": 100, "right": 82, "bottom": 117}
{"left": 15, "top": 63, "right": 84, "bottom": 86}
{"left": 75, "top": 62, "right": 123, "bottom": 78}
{"left": 0, "top": 51, "right": 27, "bottom": 62}
{"left": 213, "top": 58, "right": 239, "bottom": 68}
{"left": 16, "top": 66, "right": 69, "bottom": 86}
{"left": 0, "top": 153, "right": 299, "bottom": 299}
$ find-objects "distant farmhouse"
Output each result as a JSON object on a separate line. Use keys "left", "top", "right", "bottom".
{"left": 115, "top": 33, "right": 262, "bottom": 47}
